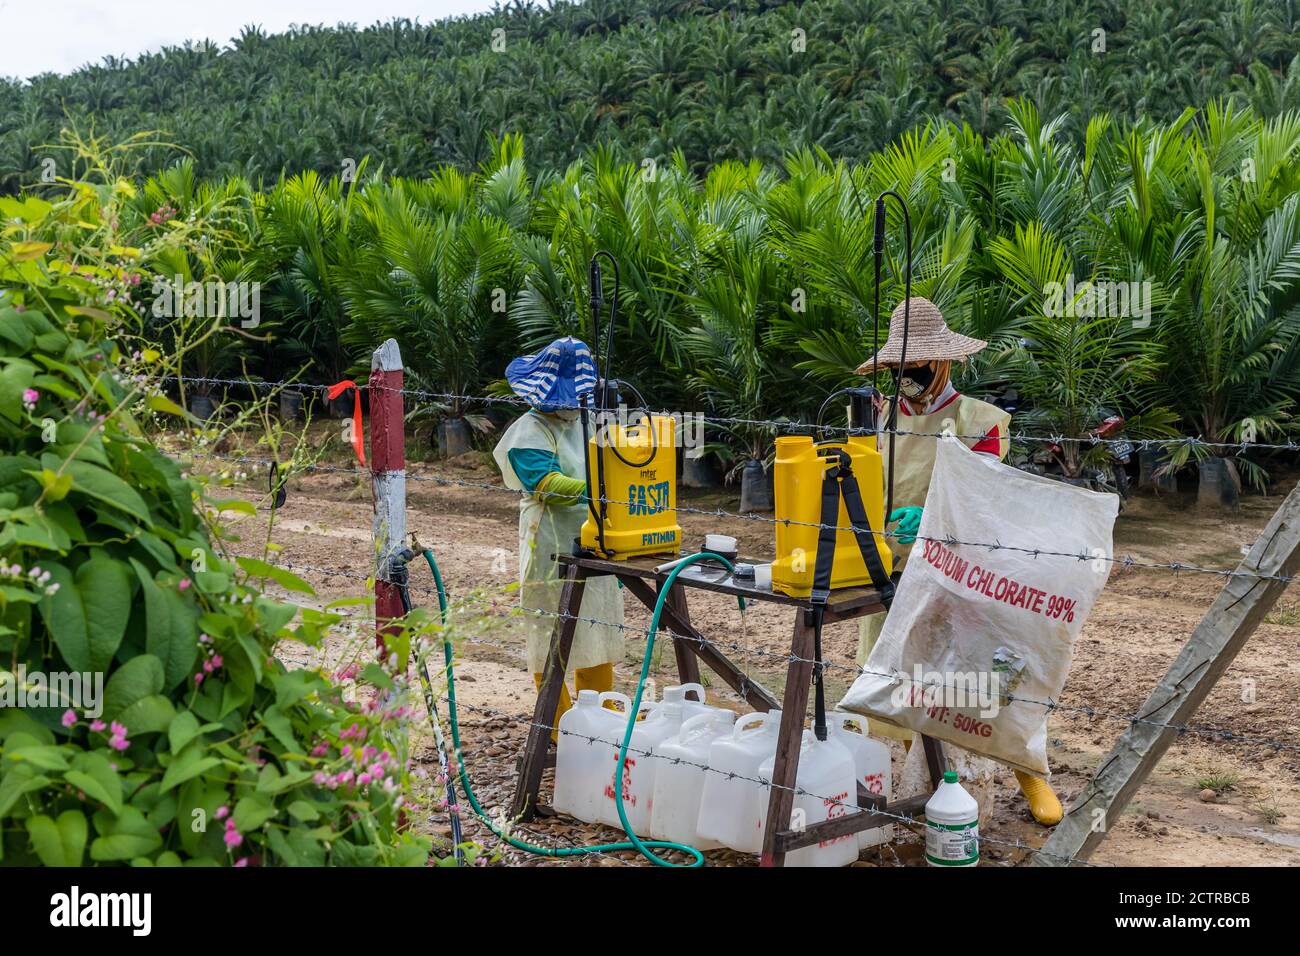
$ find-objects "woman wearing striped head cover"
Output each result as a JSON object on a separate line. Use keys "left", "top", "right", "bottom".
{"left": 492, "top": 337, "right": 624, "bottom": 735}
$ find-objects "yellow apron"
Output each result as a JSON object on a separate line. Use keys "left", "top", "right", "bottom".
{"left": 493, "top": 410, "right": 625, "bottom": 673}
{"left": 857, "top": 393, "right": 1010, "bottom": 739}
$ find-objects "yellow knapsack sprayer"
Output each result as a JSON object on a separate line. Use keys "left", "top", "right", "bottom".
{"left": 771, "top": 431, "right": 893, "bottom": 597}
{"left": 578, "top": 252, "right": 682, "bottom": 559}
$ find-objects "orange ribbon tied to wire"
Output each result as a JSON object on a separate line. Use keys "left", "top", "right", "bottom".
{"left": 326, "top": 380, "right": 366, "bottom": 467}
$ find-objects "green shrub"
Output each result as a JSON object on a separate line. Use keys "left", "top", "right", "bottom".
{"left": 0, "top": 167, "right": 430, "bottom": 866}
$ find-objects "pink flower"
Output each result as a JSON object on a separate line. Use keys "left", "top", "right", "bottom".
{"left": 61, "top": 709, "right": 77, "bottom": 728}
{"left": 22, "top": 388, "right": 39, "bottom": 406}
{"left": 312, "top": 772, "right": 328, "bottom": 786}
{"left": 178, "top": 578, "right": 191, "bottom": 591}
{"left": 215, "top": 805, "right": 230, "bottom": 820}
{"left": 210, "top": 654, "right": 223, "bottom": 669}
{"left": 203, "top": 660, "right": 214, "bottom": 673}
{"left": 109, "top": 735, "right": 129, "bottom": 752}
{"left": 90, "top": 719, "right": 106, "bottom": 732}
{"left": 369, "top": 763, "right": 385, "bottom": 779}
{"left": 341, "top": 744, "right": 352, "bottom": 757}
{"left": 310, "top": 742, "right": 328, "bottom": 757}
{"left": 110, "top": 721, "right": 127, "bottom": 737}
{"left": 223, "top": 827, "right": 243, "bottom": 849}
{"left": 357, "top": 773, "right": 372, "bottom": 786}
{"left": 233, "top": 857, "right": 249, "bottom": 867}
{"left": 194, "top": 673, "right": 204, "bottom": 685}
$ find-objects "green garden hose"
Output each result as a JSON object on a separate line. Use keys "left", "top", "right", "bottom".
{"left": 419, "top": 548, "right": 734, "bottom": 867}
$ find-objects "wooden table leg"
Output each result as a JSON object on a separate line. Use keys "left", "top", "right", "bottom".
{"left": 510, "top": 564, "right": 587, "bottom": 821}
{"left": 921, "top": 734, "right": 947, "bottom": 788}
{"left": 665, "top": 583, "right": 702, "bottom": 688}
{"left": 760, "top": 610, "right": 817, "bottom": 867}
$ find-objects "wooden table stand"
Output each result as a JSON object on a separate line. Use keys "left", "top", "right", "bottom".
{"left": 510, "top": 552, "right": 947, "bottom": 866}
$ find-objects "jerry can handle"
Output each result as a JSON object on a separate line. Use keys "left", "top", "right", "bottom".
{"left": 677, "top": 712, "right": 718, "bottom": 742}
{"left": 677, "top": 682, "right": 706, "bottom": 705}
{"left": 732, "top": 712, "right": 767, "bottom": 738}
{"left": 598, "top": 691, "right": 632, "bottom": 714}
{"left": 833, "top": 711, "right": 867, "bottom": 736}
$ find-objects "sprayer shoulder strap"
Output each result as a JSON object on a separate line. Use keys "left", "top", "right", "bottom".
{"left": 806, "top": 454, "right": 894, "bottom": 742}
{"left": 810, "top": 456, "right": 895, "bottom": 610}
{"left": 838, "top": 468, "right": 895, "bottom": 608}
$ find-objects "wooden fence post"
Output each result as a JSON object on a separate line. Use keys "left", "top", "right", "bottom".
{"left": 1034, "top": 481, "right": 1300, "bottom": 865}
{"left": 370, "top": 338, "right": 406, "bottom": 654}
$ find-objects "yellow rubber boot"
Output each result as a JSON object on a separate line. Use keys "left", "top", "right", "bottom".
{"left": 1014, "top": 770, "right": 1063, "bottom": 826}
{"left": 575, "top": 663, "right": 615, "bottom": 709}
{"left": 532, "top": 673, "right": 574, "bottom": 743}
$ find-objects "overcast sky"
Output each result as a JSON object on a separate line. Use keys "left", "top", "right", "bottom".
{"left": 0, "top": 0, "right": 504, "bottom": 81}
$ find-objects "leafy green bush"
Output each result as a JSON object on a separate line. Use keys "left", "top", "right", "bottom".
{"left": 0, "top": 166, "right": 430, "bottom": 866}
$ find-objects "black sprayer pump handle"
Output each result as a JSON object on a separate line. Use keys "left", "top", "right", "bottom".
{"left": 589, "top": 258, "right": 604, "bottom": 355}
{"left": 873, "top": 197, "right": 886, "bottom": 256}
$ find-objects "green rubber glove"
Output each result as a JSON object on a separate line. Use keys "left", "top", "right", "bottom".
{"left": 889, "top": 506, "right": 923, "bottom": 544}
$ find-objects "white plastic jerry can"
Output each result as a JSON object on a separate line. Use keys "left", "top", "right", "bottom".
{"left": 649, "top": 711, "right": 735, "bottom": 848}
{"left": 554, "top": 690, "right": 618, "bottom": 823}
{"left": 695, "top": 709, "right": 783, "bottom": 853}
{"left": 925, "top": 771, "right": 979, "bottom": 867}
{"left": 605, "top": 697, "right": 686, "bottom": 835}
{"left": 830, "top": 711, "right": 894, "bottom": 849}
{"left": 758, "top": 730, "right": 859, "bottom": 867}
{"left": 591, "top": 692, "right": 639, "bottom": 829}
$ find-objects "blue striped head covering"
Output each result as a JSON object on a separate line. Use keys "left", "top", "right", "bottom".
{"left": 505, "top": 336, "right": 597, "bottom": 412}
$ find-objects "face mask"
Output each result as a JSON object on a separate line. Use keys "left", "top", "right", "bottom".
{"left": 895, "top": 362, "right": 937, "bottom": 400}
{"left": 551, "top": 408, "right": 580, "bottom": 422}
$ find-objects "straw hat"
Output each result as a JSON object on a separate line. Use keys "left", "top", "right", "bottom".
{"left": 855, "top": 297, "right": 987, "bottom": 371}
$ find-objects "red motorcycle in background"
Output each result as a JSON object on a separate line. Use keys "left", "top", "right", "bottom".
{"left": 1020, "top": 412, "right": 1135, "bottom": 504}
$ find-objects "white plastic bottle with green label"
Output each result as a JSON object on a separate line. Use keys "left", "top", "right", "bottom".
{"left": 925, "top": 771, "right": 979, "bottom": 867}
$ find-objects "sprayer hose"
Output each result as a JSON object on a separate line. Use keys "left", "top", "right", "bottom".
{"left": 421, "top": 549, "right": 733, "bottom": 867}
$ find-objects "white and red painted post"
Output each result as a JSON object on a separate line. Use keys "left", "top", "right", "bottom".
{"left": 370, "top": 338, "right": 406, "bottom": 654}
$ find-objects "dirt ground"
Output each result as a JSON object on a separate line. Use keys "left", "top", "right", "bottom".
{"left": 205, "top": 435, "right": 1300, "bottom": 867}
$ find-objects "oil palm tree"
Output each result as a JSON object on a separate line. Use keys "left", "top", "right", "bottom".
{"left": 340, "top": 177, "right": 518, "bottom": 453}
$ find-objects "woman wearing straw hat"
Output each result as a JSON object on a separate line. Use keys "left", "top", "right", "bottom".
{"left": 493, "top": 337, "right": 624, "bottom": 737}
{"left": 858, "top": 297, "right": 1064, "bottom": 827}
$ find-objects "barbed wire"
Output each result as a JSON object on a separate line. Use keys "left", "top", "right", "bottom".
{"left": 440, "top": 694, "right": 1099, "bottom": 867}
{"left": 273, "top": 569, "right": 1300, "bottom": 861}
{"left": 449, "top": 701, "right": 919, "bottom": 866}
{"left": 188, "top": 451, "right": 1300, "bottom": 588}
{"left": 165, "top": 375, "right": 1290, "bottom": 454}
{"left": 264, "top": 556, "right": 1300, "bottom": 755}
{"left": 156, "top": 383, "right": 1300, "bottom": 866}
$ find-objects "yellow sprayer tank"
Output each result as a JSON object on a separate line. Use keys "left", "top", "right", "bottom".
{"left": 580, "top": 413, "right": 682, "bottom": 559}
{"left": 771, "top": 435, "right": 893, "bottom": 597}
